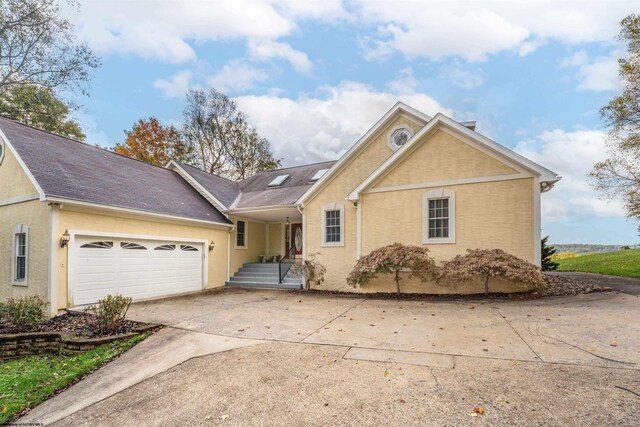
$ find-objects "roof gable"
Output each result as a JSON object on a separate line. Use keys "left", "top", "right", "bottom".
{"left": 296, "top": 102, "right": 431, "bottom": 206}
{"left": 348, "top": 113, "right": 561, "bottom": 201}
{"left": 0, "top": 117, "right": 231, "bottom": 225}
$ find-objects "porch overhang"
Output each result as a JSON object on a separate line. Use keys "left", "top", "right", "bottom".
{"left": 229, "top": 205, "right": 301, "bottom": 222}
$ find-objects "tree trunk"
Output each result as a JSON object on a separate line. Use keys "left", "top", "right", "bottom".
{"left": 395, "top": 269, "right": 401, "bottom": 295}
{"left": 484, "top": 275, "right": 489, "bottom": 296}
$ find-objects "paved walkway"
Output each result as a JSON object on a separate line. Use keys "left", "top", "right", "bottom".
{"left": 549, "top": 271, "right": 640, "bottom": 295}
{"left": 20, "top": 288, "right": 640, "bottom": 426}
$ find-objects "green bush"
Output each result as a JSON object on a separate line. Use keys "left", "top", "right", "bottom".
{"left": 86, "top": 294, "right": 132, "bottom": 335}
{"left": 1, "top": 295, "right": 48, "bottom": 331}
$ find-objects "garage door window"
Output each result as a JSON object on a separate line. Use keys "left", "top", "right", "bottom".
{"left": 180, "top": 245, "right": 199, "bottom": 252}
{"left": 154, "top": 244, "right": 176, "bottom": 251}
{"left": 81, "top": 241, "right": 113, "bottom": 249}
{"left": 121, "top": 242, "right": 147, "bottom": 250}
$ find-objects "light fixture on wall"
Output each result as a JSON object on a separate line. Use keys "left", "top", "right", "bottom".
{"left": 285, "top": 217, "right": 290, "bottom": 227}
{"left": 209, "top": 241, "right": 215, "bottom": 252}
{"left": 60, "top": 230, "right": 70, "bottom": 248}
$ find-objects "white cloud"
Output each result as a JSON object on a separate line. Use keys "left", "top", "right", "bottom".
{"left": 354, "top": 1, "right": 636, "bottom": 61}
{"left": 236, "top": 81, "right": 453, "bottom": 165}
{"left": 385, "top": 68, "right": 419, "bottom": 94}
{"left": 576, "top": 55, "right": 620, "bottom": 91}
{"left": 153, "top": 71, "right": 192, "bottom": 99}
{"left": 443, "top": 63, "right": 484, "bottom": 89}
{"left": 514, "top": 129, "right": 626, "bottom": 222}
{"left": 248, "top": 40, "right": 313, "bottom": 73}
{"left": 561, "top": 50, "right": 621, "bottom": 91}
{"left": 70, "top": 0, "right": 341, "bottom": 64}
{"left": 207, "top": 61, "right": 269, "bottom": 93}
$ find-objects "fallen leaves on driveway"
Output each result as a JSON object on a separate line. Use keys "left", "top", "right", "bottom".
{"left": 471, "top": 407, "right": 485, "bottom": 416}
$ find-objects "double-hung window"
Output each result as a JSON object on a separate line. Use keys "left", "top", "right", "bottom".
{"left": 15, "top": 233, "right": 26, "bottom": 280}
{"left": 236, "top": 220, "right": 246, "bottom": 248}
{"left": 12, "top": 224, "right": 29, "bottom": 285}
{"left": 423, "top": 189, "right": 455, "bottom": 244}
{"left": 322, "top": 203, "right": 344, "bottom": 247}
{"left": 428, "top": 198, "right": 449, "bottom": 238}
{"left": 325, "top": 210, "right": 341, "bottom": 242}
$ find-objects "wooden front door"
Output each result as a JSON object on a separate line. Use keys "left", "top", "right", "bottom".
{"left": 291, "top": 223, "right": 303, "bottom": 256}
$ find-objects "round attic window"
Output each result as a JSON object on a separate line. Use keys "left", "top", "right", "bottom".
{"left": 387, "top": 126, "right": 414, "bottom": 151}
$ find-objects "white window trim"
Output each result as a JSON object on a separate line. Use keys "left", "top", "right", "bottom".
{"left": 235, "top": 219, "right": 248, "bottom": 250}
{"left": 321, "top": 203, "right": 345, "bottom": 247}
{"left": 12, "top": 224, "right": 29, "bottom": 286}
{"left": 422, "top": 189, "right": 456, "bottom": 244}
{"left": 387, "top": 124, "right": 415, "bottom": 152}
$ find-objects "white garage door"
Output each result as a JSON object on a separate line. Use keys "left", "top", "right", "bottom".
{"left": 72, "top": 236, "right": 204, "bottom": 305}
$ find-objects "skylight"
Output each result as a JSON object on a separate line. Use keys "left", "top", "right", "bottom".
{"left": 310, "top": 168, "right": 329, "bottom": 182}
{"left": 268, "top": 174, "right": 289, "bottom": 187}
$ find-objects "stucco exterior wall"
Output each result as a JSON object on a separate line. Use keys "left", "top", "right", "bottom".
{"left": 228, "top": 215, "right": 265, "bottom": 275}
{"left": 56, "top": 208, "right": 230, "bottom": 310}
{"left": 304, "top": 114, "right": 424, "bottom": 292}
{"left": 0, "top": 147, "right": 39, "bottom": 200}
{"left": 268, "top": 223, "right": 283, "bottom": 257}
{"left": 1, "top": 148, "right": 50, "bottom": 302}
{"left": 304, "top": 118, "right": 537, "bottom": 294}
{"left": 0, "top": 200, "right": 50, "bottom": 302}
{"left": 374, "top": 128, "right": 517, "bottom": 188}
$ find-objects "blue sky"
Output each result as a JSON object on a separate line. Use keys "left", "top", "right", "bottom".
{"left": 65, "top": 0, "right": 638, "bottom": 245}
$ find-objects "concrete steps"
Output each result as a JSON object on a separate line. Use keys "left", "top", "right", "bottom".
{"left": 225, "top": 262, "right": 302, "bottom": 290}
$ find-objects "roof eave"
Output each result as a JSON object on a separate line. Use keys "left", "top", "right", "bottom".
{"left": 45, "top": 196, "right": 233, "bottom": 228}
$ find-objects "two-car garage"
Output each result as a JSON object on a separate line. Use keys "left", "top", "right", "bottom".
{"left": 70, "top": 235, "right": 205, "bottom": 306}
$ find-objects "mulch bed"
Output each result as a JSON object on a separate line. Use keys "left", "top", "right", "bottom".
{"left": 294, "top": 273, "right": 609, "bottom": 301}
{"left": 0, "top": 311, "right": 148, "bottom": 338}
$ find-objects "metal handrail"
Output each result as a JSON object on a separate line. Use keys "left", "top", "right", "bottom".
{"left": 278, "top": 244, "right": 296, "bottom": 283}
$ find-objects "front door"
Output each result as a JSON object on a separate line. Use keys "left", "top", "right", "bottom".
{"left": 291, "top": 223, "right": 303, "bottom": 256}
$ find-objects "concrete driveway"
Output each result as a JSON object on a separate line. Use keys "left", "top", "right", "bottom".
{"left": 22, "top": 288, "right": 640, "bottom": 426}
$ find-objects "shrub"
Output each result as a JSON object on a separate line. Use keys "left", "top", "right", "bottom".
{"left": 347, "top": 243, "right": 438, "bottom": 294}
{"left": 541, "top": 236, "right": 559, "bottom": 271}
{"left": 1, "top": 295, "right": 48, "bottom": 331}
{"left": 441, "top": 249, "right": 545, "bottom": 295}
{"left": 86, "top": 294, "right": 132, "bottom": 335}
{"left": 290, "top": 253, "right": 327, "bottom": 291}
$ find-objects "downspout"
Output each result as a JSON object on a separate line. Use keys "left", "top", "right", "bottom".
{"left": 297, "top": 205, "right": 305, "bottom": 260}
{"left": 297, "top": 205, "right": 306, "bottom": 290}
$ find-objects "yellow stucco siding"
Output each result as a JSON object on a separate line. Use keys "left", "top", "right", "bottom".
{"left": 304, "top": 117, "right": 537, "bottom": 294}
{"left": 0, "top": 200, "right": 50, "bottom": 302}
{"left": 228, "top": 215, "right": 265, "bottom": 275}
{"left": 363, "top": 178, "right": 534, "bottom": 260}
{"left": 56, "top": 208, "right": 230, "bottom": 310}
{"left": 310, "top": 178, "right": 534, "bottom": 294}
{"left": 268, "top": 223, "right": 283, "bottom": 257}
{"left": 374, "top": 128, "right": 517, "bottom": 189}
{"left": 0, "top": 146, "right": 38, "bottom": 200}
{"left": 304, "top": 114, "right": 424, "bottom": 292}
{"left": 0, "top": 145, "right": 50, "bottom": 303}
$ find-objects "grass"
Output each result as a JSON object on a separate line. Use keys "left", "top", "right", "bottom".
{"left": 556, "top": 249, "right": 640, "bottom": 278}
{"left": 0, "top": 333, "right": 149, "bottom": 424}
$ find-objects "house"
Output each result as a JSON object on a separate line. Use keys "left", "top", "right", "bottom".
{"left": 0, "top": 103, "right": 560, "bottom": 315}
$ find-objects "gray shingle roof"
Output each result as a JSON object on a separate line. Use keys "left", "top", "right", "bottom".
{"left": 0, "top": 117, "right": 230, "bottom": 225}
{"left": 233, "top": 160, "right": 336, "bottom": 208}
{"left": 174, "top": 162, "right": 240, "bottom": 208}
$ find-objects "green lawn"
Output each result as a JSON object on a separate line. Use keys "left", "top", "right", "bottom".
{"left": 556, "top": 249, "right": 640, "bottom": 278}
{"left": 0, "top": 334, "right": 148, "bottom": 424}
